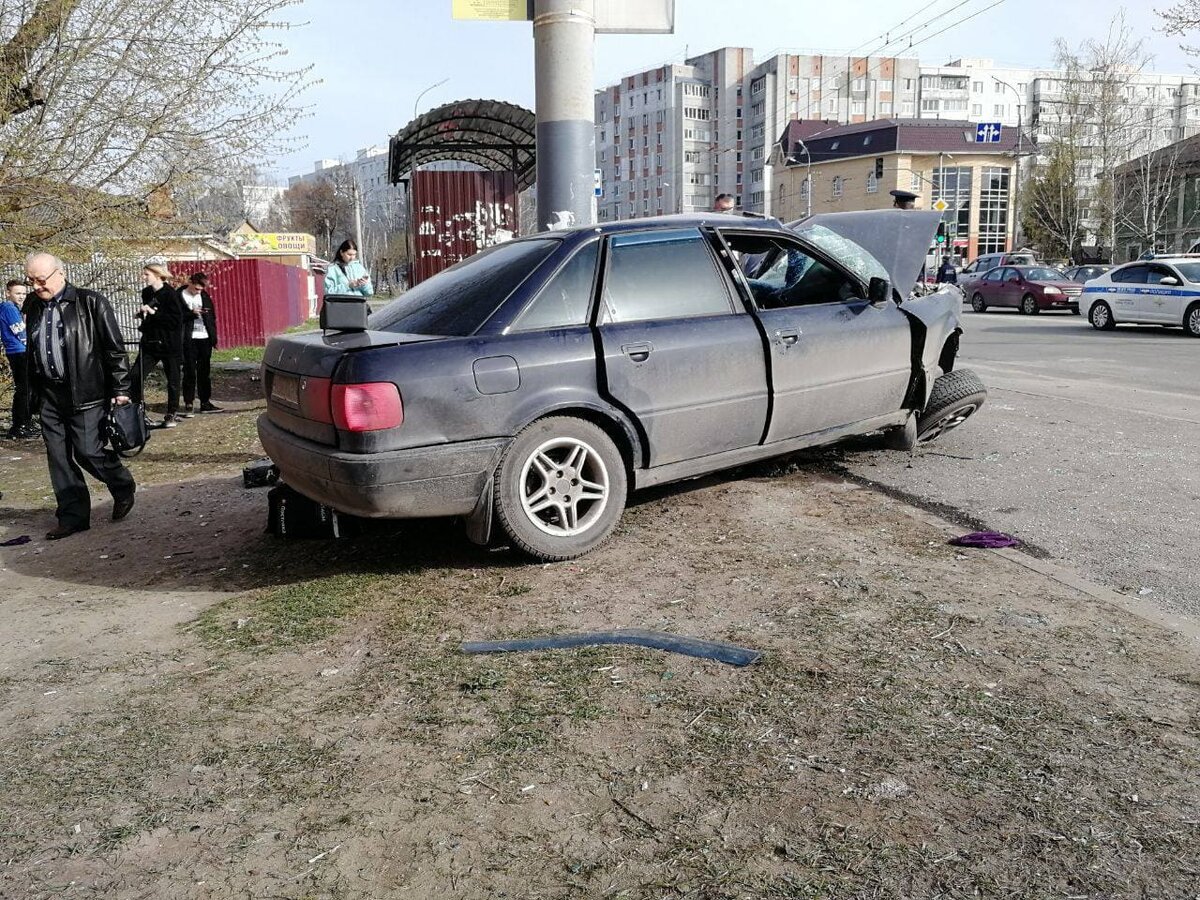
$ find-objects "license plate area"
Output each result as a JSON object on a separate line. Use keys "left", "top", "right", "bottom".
{"left": 269, "top": 372, "right": 300, "bottom": 408}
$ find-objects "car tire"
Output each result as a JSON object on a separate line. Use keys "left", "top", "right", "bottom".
{"left": 493, "top": 416, "right": 628, "bottom": 562}
{"left": 916, "top": 369, "right": 988, "bottom": 444}
{"left": 1090, "top": 301, "right": 1116, "bottom": 331}
{"left": 1185, "top": 301, "right": 1200, "bottom": 337}
{"left": 971, "top": 293, "right": 987, "bottom": 313}
{"left": 1020, "top": 294, "right": 1040, "bottom": 315}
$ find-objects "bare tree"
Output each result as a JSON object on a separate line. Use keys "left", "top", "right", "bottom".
{"left": 0, "top": 0, "right": 309, "bottom": 257}
{"left": 282, "top": 171, "right": 355, "bottom": 259}
{"left": 1023, "top": 137, "right": 1090, "bottom": 261}
{"left": 1048, "top": 12, "right": 1150, "bottom": 258}
{"left": 1160, "top": 0, "right": 1200, "bottom": 54}
{"left": 1114, "top": 138, "right": 1191, "bottom": 255}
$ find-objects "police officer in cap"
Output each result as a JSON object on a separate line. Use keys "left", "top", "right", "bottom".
{"left": 890, "top": 189, "right": 918, "bottom": 210}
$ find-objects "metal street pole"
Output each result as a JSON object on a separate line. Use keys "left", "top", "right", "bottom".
{"left": 534, "top": 0, "right": 596, "bottom": 231}
{"left": 798, "top": 140, "right": 812, "bottom": 219}
{"left": 993, "top": 77, "right": 1023, "bottom": 251}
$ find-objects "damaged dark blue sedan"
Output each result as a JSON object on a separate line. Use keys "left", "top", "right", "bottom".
{"left": 259, "top": 210, "right": 985, "bottom": 560}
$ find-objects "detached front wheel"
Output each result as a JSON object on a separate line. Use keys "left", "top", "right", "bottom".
{"left": 494, "top": 416, "right": 628, "bottom": 561}
{"left": 917, "top": 369, "right": 988, "bottom": 444}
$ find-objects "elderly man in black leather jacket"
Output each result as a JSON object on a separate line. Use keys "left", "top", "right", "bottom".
{"left": 24, "top": 253, "right": 136, "bottom": 540}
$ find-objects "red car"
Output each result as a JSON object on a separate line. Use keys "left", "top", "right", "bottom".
{"left": 969, "top": 265, "right": 1083, "bottom": 315}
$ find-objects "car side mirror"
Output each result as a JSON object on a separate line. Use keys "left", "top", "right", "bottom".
{"left": 868, "top": 276, "right": 891, "bottom": 306}
{"left": 1160, "top": 276, "right": 1180, "bottom": 286}
{"left": 320, "top": 294, "right": 369, "bottom": 332}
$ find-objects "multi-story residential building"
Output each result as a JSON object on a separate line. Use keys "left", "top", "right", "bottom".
{"left": 594, "top": 47, "right": 1200, "bottom": 232}
{"left": 916, "top": 59, "right": 1049, "bottom": 129}
{"left": 771, "top": 119, "right": 1022, "bottom": 262}
{"left": 742, "top": 52, "right": 920, "bottom": 212}
{"left": 595, "top": 47, "right": 753, "bottom": 222}
{"left": 595, "top": 48, "right": 921, "bottom": 219}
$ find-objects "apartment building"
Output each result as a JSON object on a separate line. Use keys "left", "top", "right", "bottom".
{"left": 742, "top": 53, "right": 921, "bottom": 212}
{"left": 594, "top": 47, "right": 753, "bottom": 221}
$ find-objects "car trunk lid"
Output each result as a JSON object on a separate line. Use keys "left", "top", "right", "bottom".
{"left": 264, "top": 330, "right": 438, "bottom": 445}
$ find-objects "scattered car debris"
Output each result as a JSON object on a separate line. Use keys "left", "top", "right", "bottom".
{"left": 0, "top": 535, "right": 31, "bottom": 547}
{"left": 948, "top": 531, "right": 1019, "bottom": 549}
{"left": 461, "top": 628, "right": 762, "bottom": 667}
{"left": 243, "top": 458, "right": 280, "bottom": 489}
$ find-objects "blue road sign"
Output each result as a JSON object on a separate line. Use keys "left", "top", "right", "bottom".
{"left": 976, "top": 122, "right": 1003, "bottom": 143}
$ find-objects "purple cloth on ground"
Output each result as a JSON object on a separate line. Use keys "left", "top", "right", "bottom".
{"left": 0, "top": 535, "right": 32, "bottom": 547}
{"left": 949, "top": 531, "right": 1019, "bottom": 549}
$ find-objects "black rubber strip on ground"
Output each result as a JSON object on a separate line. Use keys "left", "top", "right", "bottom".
{"left": 461, "top": 628, "right": 762, "bottom": 667}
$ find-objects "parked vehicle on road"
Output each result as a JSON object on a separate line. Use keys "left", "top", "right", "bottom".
{"left": 958, "top": 251, "right": 1038, "bottom": 292}
{"left": 1079, "top": 256, "right": 1200, "bottom": 336}
{"left": 1063, "top": 264, "right": 1112, "bottom": 283}
{"left": 968, "top": 265, "right": 1084, "bottom": 315}
{"left": 259, "top": 210, "right": 985, "bottom": 560}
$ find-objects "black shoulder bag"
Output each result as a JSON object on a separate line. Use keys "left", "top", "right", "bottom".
{"left": 105, "top": 334, "right": 151, "bottom": 457}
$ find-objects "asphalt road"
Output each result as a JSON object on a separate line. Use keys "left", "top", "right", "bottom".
{"left": 838, "top": 305, "right": 1200, "bottom": 619}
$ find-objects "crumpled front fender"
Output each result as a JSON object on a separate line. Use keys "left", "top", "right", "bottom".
{"left": 899, "top": 285, "right": 965, "bottom": 407}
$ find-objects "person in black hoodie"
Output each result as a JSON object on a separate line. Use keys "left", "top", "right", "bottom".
{"left": 130, "top": 263, "right": 184, "bottom": 427}
{"left": 179, "top": 271, "right": 220, "bottom": 415}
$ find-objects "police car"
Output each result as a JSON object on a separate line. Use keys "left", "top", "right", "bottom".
{"left": 1079, "top": 255, "right": 1200, "bottom": 336}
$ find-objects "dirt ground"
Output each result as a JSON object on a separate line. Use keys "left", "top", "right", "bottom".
{"left": 1, "top": 371, "right": 1198, "bottom": 899}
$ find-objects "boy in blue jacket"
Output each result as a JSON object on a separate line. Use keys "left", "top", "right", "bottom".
{"left": 1, "top": 279, "right": 34, "bottom": 439}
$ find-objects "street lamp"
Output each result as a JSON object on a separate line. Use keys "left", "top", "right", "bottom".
{"left": 786, "top": 137, "right": 813, "bottom": 219}
{"left": 413, "top": 77, "right": 450, "bottom": 121}
{"left": 992, "top": 76, "right": 1024, "bottom": 250}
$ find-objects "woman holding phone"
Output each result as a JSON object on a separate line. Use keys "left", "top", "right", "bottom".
{"left": 324, "top": 239, "right": 374, "bottom": 297}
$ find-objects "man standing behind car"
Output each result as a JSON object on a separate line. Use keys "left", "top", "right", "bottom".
{"left": 23, "top": 253, "right": 136, "bottom": 540}
{"left": 179, "top": 272, "right": 220, "bottom": 415}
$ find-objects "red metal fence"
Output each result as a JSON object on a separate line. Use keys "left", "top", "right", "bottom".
{"left": 410, "top": 170, "right": 518, "bottom": 286}
{"left": 168, "top": 258, "right": 315, "bottom": 347}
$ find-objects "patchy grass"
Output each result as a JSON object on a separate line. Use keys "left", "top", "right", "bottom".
{"left": 188, "top": 572, "right": 393, "bottom": 651}
{"left": 210, "top": 317, "right": 319, "bottom": 365}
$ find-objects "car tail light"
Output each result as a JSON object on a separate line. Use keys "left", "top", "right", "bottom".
{"left": 332, "top": 382, "right": 403, "bottom": 432}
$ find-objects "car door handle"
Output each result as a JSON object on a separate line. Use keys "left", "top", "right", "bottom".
{"left": 774, "top": 329, "right": 800, "bottom": 346}
{"left": 621, "top": 341, "right": 653, "bottom": 362}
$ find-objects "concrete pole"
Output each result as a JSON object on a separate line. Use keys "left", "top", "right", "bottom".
{"left": 533, "top": 0, "right": 596, "bottom": 231}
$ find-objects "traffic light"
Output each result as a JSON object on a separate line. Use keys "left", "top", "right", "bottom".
{"left": 874, "top": 157, "right": 884, "bottom": 179}
{"left": 935, "top": 221, "right": 947, "bottom": 245}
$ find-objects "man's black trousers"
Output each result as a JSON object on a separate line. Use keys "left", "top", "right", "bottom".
{"left": 182, "top": 337, "right": 214, "bottom": 406}
{"left": 39, "top": 388, "right": 135, "bottom": 528}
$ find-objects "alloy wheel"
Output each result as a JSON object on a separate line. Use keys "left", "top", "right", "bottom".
{"left": 520, "top": 437, "right": 610, "bottom": 536}
{"left": 917, "top": 402, "right": 981, "bottom": 443}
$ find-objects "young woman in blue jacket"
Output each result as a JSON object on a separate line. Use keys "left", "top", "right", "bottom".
{"left": 324, "top": 239, "right": 374, "bottom": 297}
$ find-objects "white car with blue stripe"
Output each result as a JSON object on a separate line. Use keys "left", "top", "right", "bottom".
{"left": 1080, "top": 256, "right": 1200, "bottom": 337}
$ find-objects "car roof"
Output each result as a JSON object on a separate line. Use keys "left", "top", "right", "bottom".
{"left": 1122, "top": 256, "right": 1195, "bottom": 264}
{"left": 510, "top": 212, "right": 785, "bottom": 243}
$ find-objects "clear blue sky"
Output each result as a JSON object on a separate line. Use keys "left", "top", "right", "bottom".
{"left": 268, "top": 0, "right": 1195, "bottom": 179}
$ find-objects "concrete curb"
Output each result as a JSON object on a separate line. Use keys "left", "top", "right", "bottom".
{"left": 857, "top": 481, "right": 1200, "bottom": 646}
